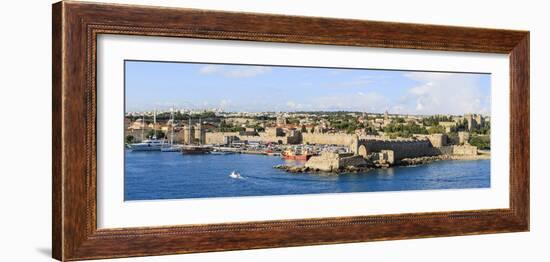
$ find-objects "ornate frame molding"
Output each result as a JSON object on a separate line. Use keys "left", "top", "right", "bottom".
{"left": 53, "top": 1, "right": 529, "bottom": 261}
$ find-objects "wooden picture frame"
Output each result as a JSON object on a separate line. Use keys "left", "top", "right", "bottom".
{"left": 52, "top": 1, "right": 529, "bottom": 261}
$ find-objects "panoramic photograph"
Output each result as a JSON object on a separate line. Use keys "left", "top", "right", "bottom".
{"left": 124, "top": 60, "right": 491, "bottom": 201}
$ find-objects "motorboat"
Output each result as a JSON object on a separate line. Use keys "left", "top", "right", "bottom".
{"left": 128, "top": 138, "right": 166, "bottom": 151}
{"left": 229, "top": 171, "right": 242, "bottom": 179}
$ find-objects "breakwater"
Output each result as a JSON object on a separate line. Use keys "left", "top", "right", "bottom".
{"left": 352, "top": 139, "right": 440, "bottom": 161}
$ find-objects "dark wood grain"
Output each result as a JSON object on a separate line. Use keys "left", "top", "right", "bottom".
{"left": 509, "top": 34, "right": 530, "bottom": 226}
{"left": 52, "top": 1, "right": 530, "bottom": 261}
{"left": 52, "top": 2, "right": 63, "bottom": 259}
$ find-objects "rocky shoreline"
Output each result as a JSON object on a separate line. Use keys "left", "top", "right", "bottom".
{"left": 273, "top": 164, "right": 372, "bottom": 174}
{"left": 274, "top": 153, "right": 490, "bottom": 175}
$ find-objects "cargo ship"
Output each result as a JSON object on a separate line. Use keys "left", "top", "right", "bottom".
{"left": 281, "top": 148, "right": 314, "bottom": 161}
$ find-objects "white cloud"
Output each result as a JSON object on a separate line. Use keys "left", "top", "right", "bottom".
{"left": 198, "top": 65, "right": 271, "bottom": 78}
{"left": 394, "top": 72, "right": 490, "bottom": 115}
{"left": 314, "top": 92, "right": 388, "bottom": 112}
{"left": 188, "top": 67, "right": 489, "bottom": 115}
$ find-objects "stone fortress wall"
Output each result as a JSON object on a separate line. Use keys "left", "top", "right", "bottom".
{"left": 205, "top": 132, "right": 291, "bottom": 145}
{"left": 304, "top": 152, "right": 341, "bottom": 171}
{"left": 439, "top": 145, "right": 478, "bottom": 156}
{"left": 451, "top": 145, "right": 478, "bottom": 155}
{"left": 205, "top": 131, "right": 356, "bottom": 146}
{"left": 126, "top": 129, "right": 185, "bottom": 143}
{"left": 201, "top": 130, "right": 477, "bottom": 165}
{"left": 205, "top": 132, "right": 239, "bottom": 144}
{"left": 305, "top": 152, "right": 367, "bottom": 172}
{"left": 129, "top": 125, "right": 478, "bottom": 164}
{"left": 301, "top": 133, "right": 355, "bottom": 146}
{"left": 352, "top": 138, "right": 440, "bottom": 162}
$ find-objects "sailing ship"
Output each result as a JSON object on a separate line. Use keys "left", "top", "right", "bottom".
{"left": 181, "top": 145, "right": 213, "bottom": 154}
{"left": 181, "top": 117, "right": 212, "bottom": 154}
{"left": 161, "top": 108, "right": 183, "bottom": 152}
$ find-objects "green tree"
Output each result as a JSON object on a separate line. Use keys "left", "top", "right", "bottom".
{"left": 125, "top": 135, "right": 135, "bottom": 144}
{"left": 393, "top": 117, "right": 405, "bottom": 124}
{"left": 191, "top": 111, "right": 217, "bottom": 119}
{"left": 422, "top": 115, "right": 452, "bottom": 126}
{"left": 383, "top": 123, "right": 428, "bottom": 137}
{"left": 428, "top": 125, "right": 446, "bottom": 134}
{"left": 478, "top": 122, "right": 491, "bottom": 135}
{"left": 219, "top": 121, "right": 246, "bottom": 132}
{"left": 146, "top": 130, "right": 165, "bottom": 139}
{"left": 469, "top": 135, "right": 490, "bottom": 150}
{"left": 364, "top": 125, "right": 378, "bottom": 135}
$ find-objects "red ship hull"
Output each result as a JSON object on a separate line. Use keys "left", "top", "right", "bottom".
{"left": 282, "top": 154, "right": 311, "bottom": 161}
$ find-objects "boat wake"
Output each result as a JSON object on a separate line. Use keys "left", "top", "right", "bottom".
{"left": 229, "top": 171, "right": 244, "bottom": 179}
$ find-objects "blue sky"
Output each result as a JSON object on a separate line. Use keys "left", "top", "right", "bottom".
{"left": 125, "top": 60, "right": 491, "bottom": 115}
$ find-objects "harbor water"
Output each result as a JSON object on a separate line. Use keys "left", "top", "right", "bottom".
{"left": 124, "top": 150, "right": 490, "bottom": 201}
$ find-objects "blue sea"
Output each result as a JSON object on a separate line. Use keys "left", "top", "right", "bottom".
{"left": 124, "top": 151, "right": 490, "bottom": 201}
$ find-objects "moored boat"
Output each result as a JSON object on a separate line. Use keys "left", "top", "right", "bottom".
{"left": 210, "top": 150, "right": 234, "bottom": 155}
{"left": 160, "top": 107, "right": 182, "bottom": 152}
{"left": 160, "top": 144, "right": 183, "bottom": 152}
{"left": 281, "top": 148, "right": 314, "bottom": 160}
{"left": 128, "top": 138, "right": 166, "bottom": 151}
{"left": 181, "top": 145, "right": 213, "bottom": 154}
{"left": 128, "top": 109, "right": 167, "bottom": 151}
